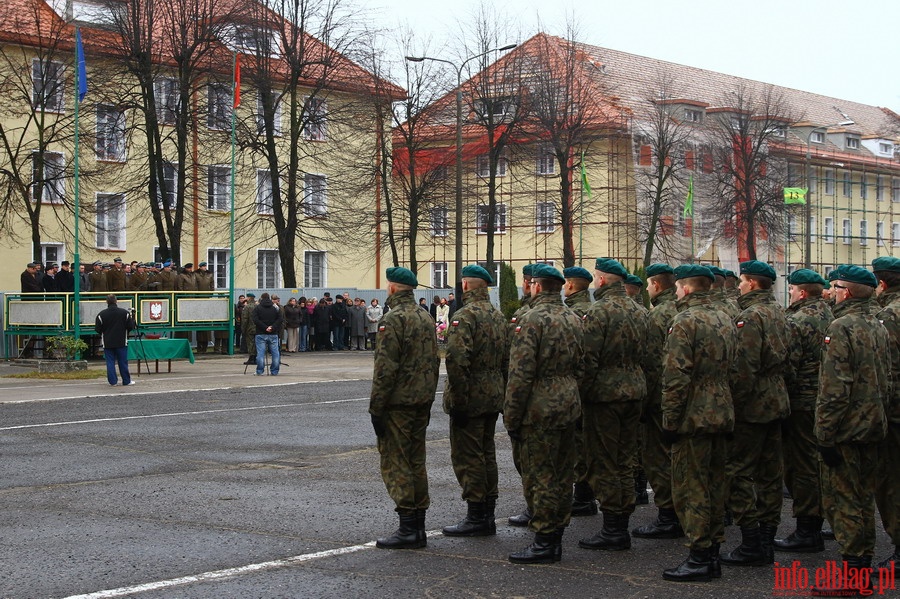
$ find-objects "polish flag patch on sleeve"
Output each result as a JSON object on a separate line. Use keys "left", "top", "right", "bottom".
{"left": 736, "top": 321, "right": 745, "bottom": 328}
{"left": 511, "top": 317, "right": 517, "bottom": 323}
{"left": 824, "top": 335, "right": 831, "bottom": 344}
{"left": 379, "top": 325, "right": 386, "bottom": 332}
{"left": 451, "top": 320, "right": 460, "bottom": 327}
{"left": 668, "top": 326, "right": 673, "bottom": 335}
{"left": 515, "top": 326, "right": 522, "bottom": 333}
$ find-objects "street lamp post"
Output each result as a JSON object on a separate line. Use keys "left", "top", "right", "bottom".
{"left": 804, "top": 120, "right": 854, "bottom": 268}
{"left": 406, "top": 44, "right": 516, "bottom": 294}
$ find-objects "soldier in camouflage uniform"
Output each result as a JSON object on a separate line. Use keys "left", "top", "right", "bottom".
{"left": 816, "top": 265, "right": 890, "bottom": 590}
{"left": 442, "top": 265, "right": 510, "bottom": 538}
{"left": 775, "top": 269, "right": 833, "bottom": 554}
{"left": 625, "top": 273, "right": 650, "bottom": 506}
{"left": 633, "top": 263, "right": 685, "bottom": 540}
{"left": 508, "top": 264, "right": 536, "bottom": 527}
{"left": 660, "top": 264, "right": 736, "bottom": 582}
{"left": 370, "top": 267, "right": 440, "bottom": 549}
{"left": 562, "top": 266, "right": 596, "bottom": 517}
{"left": 721, "top": 260, "right": 791, "bottom": 567}
{"left": 871, "top": 257, "right": 900, "bottom": 569}
{"left": 710, "top": 266, "right": 740, "bottom": 319}
{"left": 241, "top": 294, "right": 257, "bottom": 364}
{"left": 578, "top": 258, "right": 647, "bottom": 552}
{"left": 505, "top": 264, "right": 583, "bottom": 564}
{"left": 624, "top": 274, "right": 644, "bottom": 304}
{"left": 724, "top": 270, "right": 741, "bottom": 302}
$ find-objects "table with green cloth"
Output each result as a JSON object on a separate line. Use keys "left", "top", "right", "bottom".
{"left": 128, "top": 338, "right": 195, "bottom": 374}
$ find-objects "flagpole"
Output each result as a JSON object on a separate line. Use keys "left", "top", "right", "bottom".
{"left": 227, "top": 53, "right": 239, "bottom": 355}
{"left": 73, "top": 28, "right": 85, "bottom": 347}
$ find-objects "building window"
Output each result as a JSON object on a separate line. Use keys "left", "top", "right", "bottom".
{"left": 476, "top": 154, "right": 507, "bottom": 178}
{"left": 860, "top": 174, "right": 868, "bottom": 200}
{"left": 841, "top": 218, "right": 851, "bottom": 245}
{"left": 32, "top": 58, "right": 64, "bottom": 111}
{"left": 154, "top": 77, "right": 179, "bottom": 125}
{"left": 536, "top": 202, "right": 555, "bottom": 233}
{"left": 476, "top": 204, "right": 507, "bottom": 234}
{"left": 859, "top": 220, "right": 868, "bottom": 246}
{"left": 788, "top": 214, "right": 798, "bottom": 242}
{"left": 823, "top": 217, "right": 834, "bottom": 244}
{"left": 96, "top": 105, "right": 126, "bottom": 161}
{"left": 41, "top": 242, "right": 64, "bottom": 265}
{"left": 257, "top": 249, "right": 281, "bottom": 288}
{"left": 256, "top": 92, "right": 282, "bottom": 135}
{"left": 431, "top": 262, "right": 448, "bottom": 289}
{"left": 256, "top": 169, "right": 273, "bottom": 215}
{"left": 536, "top": 145, "right": 555, "bottom": 175}
{"left": 823, "top": 169, "right": 835, "bottom": 195}
{"left": 876, "top": 175, "right": 885, "bottom": 201}
{"left": 31, "top": 151, "right": 65, "bottom": 203}
{"left": 303, "top": 173, "right": 327, "bottom": 216}
{"left": 475, "top": 97, "right": 514, "bottom": 120}
{"left": 684, "top": 108, "right": 702, "bottom": 123}
{"left": 96, "top": 193, "right": 126, "bottom": 250}
{"left": 156, "top": 161, "right": 176, "bottom": 209}
{"left": 846, "top": 136, "right": 860, "bottom": 150}
{"left": 207, "top": 84, "right": 232, "bottom": 130}
{"left": 431, "top": 207, "right": 448, "bottom": 237}
{"left": 877, "top": 221, "right": 885, "bottom": 246}
{"left": 809, "top": 216, "right": 816, "bottom": 242}
{"left": 207, "top": 248, "right": 230, "bottom": 289}
{"left": 894, "top": 223, "right": 900, "bottom": 247}
{"left": 207, "top": 165, "right": 230, "bottom": 211}
{"left": 894, "top": 178, "right": 900, "bottom": 203}
{"left": 879, "top": 142, "right": 893, "bottom": 156}
{"left": 769, "top": 125, "right": 787, "bottom": 138}
{"left": 810, "top": 130, "right": 825, "bottom": 144}
{"left": 787, "top": 164, "right": 803, "bottom": 187}
{"left": 303, "top": 251, "right": 325, "bottom": 287}
{"left": 842, "top": 172, "right": 852, "bottom": 198}
{"left": 302, "top": 97, "right": 327, "bottom": 141}
{"left": 477, "top": 261, "right": 501, "bottom": 285}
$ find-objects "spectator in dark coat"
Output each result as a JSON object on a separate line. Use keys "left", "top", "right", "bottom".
{"left": 21, "top": 263, "right": 42, "bottom": 293}
{"left": 41, "top": 264, "right": 59, "bottom": 292}
{"left": 313, "top": 298, "right": 331, "bottom": 350}
{"left": 284, "top": 298, "right": 302, "bottom": 352}
{"left": 348, "top": 298, "right": 367, "bottom": 350}
{"left": 330, "top": 296, "right": 349, "bottom": 350}
{"left": 56, "top": 261, "right": 75, "bottom": 292}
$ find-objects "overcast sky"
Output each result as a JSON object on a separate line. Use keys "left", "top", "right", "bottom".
{"left": 366, "top": 0, "right": 899, "bottom": 112}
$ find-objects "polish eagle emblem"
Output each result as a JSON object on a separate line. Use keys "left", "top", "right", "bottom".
{"left": 149, "top": 301, "right": 163, "bottom": 321}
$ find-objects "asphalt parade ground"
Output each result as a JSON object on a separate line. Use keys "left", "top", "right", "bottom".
{"left": 0, "top": 352, "right": 895, "bottom": 598}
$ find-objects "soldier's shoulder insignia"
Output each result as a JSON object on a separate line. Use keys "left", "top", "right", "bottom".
{"left": 515, "top": 326, "right": 522, "bottom": 333}
{"left": 824, "top": 335, "right": 831, "bottom": 344}
{"left": 667, "top": 326, "right": 673, "bottom": 335}
{"left": 582, "top": 314, "right": 587, "bottom": 321}
{"left": 451, "top": 320, "right": 460, "bottom": 327}
{"left": 379, "top": 325, "right": 386, "bottom": 332}
{"left": 736, "top": 321, "right": 745, "bottom": 328}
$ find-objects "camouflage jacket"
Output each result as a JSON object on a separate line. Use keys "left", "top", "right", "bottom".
{"left": 876, "top": 295, "right": 900, "bottom": 424}
{"left": 661, "top": 291, "right": 736, "bottom": 434}
{"left": 369, "top": 290, "right": 440, "bottom": 416}
{"left": 730, "top": 289, "right": 791, "bottom": 423}
{"left": 643, "top": 287, "right": 680, "bottom": 412}
{"left": 564, "top": 288, "right": 592, "bottom": 318}
{"left": 581, "top": 282, "right": 647, "bottom": 403}
{"left": 504, "top": 291, "right": 583, "bottom": 432}
{"left": 712, "top": 287, "right": 741, "bottom": 320}
{"left": 785, "top": 297, "right": 834, "bottom": 411}
{"left": 509, "top": 295, "right": 533, "bottom": 334}
{"left": 877, "top": 286, "right": 900, "bottom": 309}
{"left": 241, "top": 300, "right": 257, "bottom": 336}
{"left": 443, "top": 287, "right": 510, "bottom": 416}
{"left": 816, "top": 298, "right": 891, "bottom": 445}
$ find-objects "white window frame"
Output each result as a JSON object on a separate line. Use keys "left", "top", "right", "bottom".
{"left": 31, "top": 151, "right": 65, "bottom": 204}
{"left": 207, "top": 165, "right": 230, "bottom": 211}
{"left": 476, "top": 203, "right": 507, "bottom": 235}
{"left": 431, "top": 207, "right": 448, "bottom": 237}
{"left": 257, "top": 249, "right": 281, "bottom": 288}
{"left": 823, "top": 217, "right": 834, "bottom": 244}
{"left": 303, "top": 173, "right": 327, "bottom": 216}
{"left": 876, "top": 175, "right": 885, "bottom": 201}
{"left": 879, "top": 142, "right": 893, "bottom": 156}
{"left": 860, "top": 173, "right": 868, "bottom": 200}
{"left": 860, "top": 220, "right": 868, "bottom": 246}
{"left": 156, "top": 161, "right": 177, "bottom": 209}
{"left": 207, "top": 248, "right": 230, "bottom": 289}
{"left": 96, "top": 104, "right": 126, "bottom": 161}
{"left": 431, "top": 262, "right": 448, "bottom": 289}
{"left": 96, "top": 192, "right": 126, "bottom": 250}
{"left": 846, "top": 136, "right": 860, "bottom": 150}
{"left": 877, "top": 221, "right": 885, "bottom": 247}
{"left": 842, "top": 172, "right": 852, "bottom": 198}
{"left": 40, "top": 242, "right": 64, "bottom": 265}
{"left": 256, "top": 169, "right": 274, "bottom": 215}
{"left": 536, "top": 201, "right": 555, "bottom": 233}
{"left": 893, "top": 223, "right": 900, "bottom": 247}
{"left": 207, "top": 84, "right": 232, "bottom": 130}
{"left": 823, "top": 168, "right": 835, "bottom": 195}
{"left": 303, "top": 250, "right": 325, "bottom": 287}
{"left": 809, "top": 216, "right": 816, "bottom": 242}
{"left": 154, "top": 77, "right": 179, "bottom": 125}
{"left": 302, "top": 96, "right": 327, "bottom": 141}
{"left": 788, "top": 213, "right": 798, "bottom": 241}
{"left": 684, "top": 108, "right": 702, "bottom": 123}
{"left": 536, "top": 144, "right": 555, "bottom": 175}
{"left": 32, "top": 58, "right": 64, "bottom": 112}
{"left": 894, "top": 178, "right": 900, "bottom": 203}
{"left": 841, "top": 218, "right": 851, "bottom": 245}
{"left": 810, "top": 130, "right": 825, "bottom": 144}
{"left": 476, "top": 154, "right": 507, "bottom": 178}
{"left": 256, "top": 92, "right": 282, "bottom": 136}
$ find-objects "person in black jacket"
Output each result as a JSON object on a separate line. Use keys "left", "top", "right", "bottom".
{"left": 313, "top": 298, "right": 331, "bottom": 350}
{"left": 330, "top": 295, "right": 348, "bottom": 350}
{"left": 21, "top": 263, "right": 42, "bottom": 293}
{"left": 95, "top": 294, "right": 136, "bottom": 386}
{"left": 252, "top": 292, "right": 283, "bottom": 375}
{"left": 41, "top": 263, "right": 59, "bottom": 292}
{"left": 56, "top": 261, "right": 75, "bottom": 292}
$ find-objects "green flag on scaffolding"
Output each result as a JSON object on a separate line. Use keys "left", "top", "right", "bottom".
{"left": 784, "top": 187, "right": 808, "bottom": 204}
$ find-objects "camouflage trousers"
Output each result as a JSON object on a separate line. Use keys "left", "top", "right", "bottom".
{"left": 876, "top": 424, "right": 900, "bottom": 543}
{"left": 725, "top": 420, "right": 783, "bottom": 527}
{"left": 671, "top": 433, "right": 727, "bottom": 550}
{"left": 583, "top": 401, "right": 641, "bottom": 515}
{"left": 783, "top": 409, "right": 822, "bottom": 518}
{"left": 519, "top": 423, "right": 576, "bottom": 534}
{"left": 449, "top": 413, "right": 499, "bottom": 503}
{"left": 641, "top": 410, "right": 673, "bottom": 509}
{"left": 820, "top": 442, "right": 878, "bottom": 557}
{"left": 511, "top": 438, "right": 533, "bottom": 513}
{"left": 377, "top": 406, "right": 432, "bottom": 512}
{"left": 574, "top": 418, "right": 588, "bottom": 484}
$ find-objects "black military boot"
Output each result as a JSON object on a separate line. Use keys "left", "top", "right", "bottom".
{"left": 774, "top": 516, "right": 825, "bottom": 553}
{"left": 876, "top": 545, "right": 899, "bottom": 570}
{"left": 509, "top": 532, "right": 561, "bottom": 564}
{"left": 484, "top": 497, "right": 497, "bottom": 535}
{"left": 416, "top": 509, "right": 427, "bottom": 545}
{"left": 720, "top": 524, "right": 766, "bottom": 566}
{"left": 376, "top": 511, "right": 424, "bottom": 549}
{"left": 760, "top": 523, "right": 777, "bottom": 564}
{"left": 663, "top": 547, "right": 713, "bottom": 582}
{"left": 578, "top": 513, "right": 631, "bottom": 551}
{"left": 442, "top": 502, "right": 493, "bottom": 537}
{"left": 821, "top": 526, "right": 835, "bottom": 540}
{"left": 710, "top": 542, "right": 722, "bottom": 578}
{"left": 632, "top": 507, "right": 685, "bottom": 539}
{"left": 571, "top": 481, "right": 598, "bottom": 517}
{"left": 508, "top": 507, "right": 532, "bottom": 527}
{"left": 634, "top": 469, "right": 649, "bottom": 505}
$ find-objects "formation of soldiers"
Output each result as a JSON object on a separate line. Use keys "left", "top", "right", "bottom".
{"left": 369, "top": 256, "right": 899, "bottom": 594}
{"left": 20, "top": 258, "right": 214, "bottom": 294}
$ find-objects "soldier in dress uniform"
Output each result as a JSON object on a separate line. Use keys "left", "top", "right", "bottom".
{"left": 370, "top": 267, "right": 440, "bottom": 549}
{"left": 89, "top": 261, "right": 108, "bottom": 293}
{"left": 195, "top": 261, "right": 215, "bottom": 353}
{"left": 155, "top": 261, "right": 176, "bottom": 291}
{"left": 106, "top": 257, "right": 127, "bottom": 292}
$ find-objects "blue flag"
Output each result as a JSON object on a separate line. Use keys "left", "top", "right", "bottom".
{"left": 76, "top": 29, "right": 87, "bottom": 102}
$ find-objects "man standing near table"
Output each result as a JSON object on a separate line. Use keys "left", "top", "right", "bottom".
{"left": 95, "top": 294, "right": 136, "bottom": 386}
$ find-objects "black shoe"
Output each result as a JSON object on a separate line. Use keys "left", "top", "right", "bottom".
{"left": 376, "top": 512, "right": 425, "bottom": 549}
{"left": 484, "top": 498, "right": 497, "bottom": 535}
{"left": 578, "top": 513, "right": 631, "bottom": 551}
{"left": 572, "top": 481, "right": 598, "bottom": 516}
{"left": 416, "top": 509, "right": 427, "bottom": 545}
{"left": 760, "top": 523, "right": 777, "bottom": 565}
{"left": 710, "top": 542, "right": 722, "bottom": 578}
{"left": 443, "top": 502, "right": 493, "bottom": 537}
{"left": 508, "top": 507, "right": 532, "bottom": 527}
{"left": 663, "top": 548, "right": 713, "bottom": 582}
{"left": 721, "top": 524, "right": 766, "bottom": 566}
{"left": 632, "top": 507, "right": 685, "bottom": 539}
{"left": 774, "top": 516, "right": 824, "bottom": 553}
{"left": 509, "top": 532, "right": 561, "bottom": 564}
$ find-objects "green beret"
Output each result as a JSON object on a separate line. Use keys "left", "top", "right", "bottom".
{"left": 522, "top": 263, "right": 535, "bottom": 277}
{"left": 532, "top": 263, "right": 565, "bottom": 284}
{"left": 645, "top": 263, "right": 673, "bottom": 277}
{"left": 594, "top": 257, "right": 628, "bottom": 278}
{"left": 246, "top": 292, "right": 256, "bottom": 298}
{"left": 625, "top": 274, "right": 644, "bottom": 288}
{"left": 823, "top": 280, "right": 831, "bottom": 289}
{"left": 386, "top": 266, "right": 419, "bottom": 287}
{"left": 198, "top": 261, "right": 208, "bottom": 267}
{"left": 836, "top": 264, "right": 877, "bottom": 288}
{"left": 827, "top": 268, "right": 840, "bottom": 282}
{"left": 707, "top": 265, "right": 726, "bottom": 278}
{"left": 563, "top": 266, "right": 593, "bottom": 281}
{"left": 739, "top": 260, "right": 777, "bottom": 281}
{"left": 872, "top": 256, "right": 900, "bottom": 274}
{"left": 787, "top": 268, "right": 827, "bottom": 286}
{"left": 725, "top": 270, "right": 739, "bottom": 280}
{"left": 673, "top": 264, "right": 715, "bottom": 282}
{"left": 461, "top": 264, "right": 494, "bottom": 285}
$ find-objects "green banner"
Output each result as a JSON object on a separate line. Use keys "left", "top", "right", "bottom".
{"left": 784, "top": 187, "right": 808, "bottom": 205}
